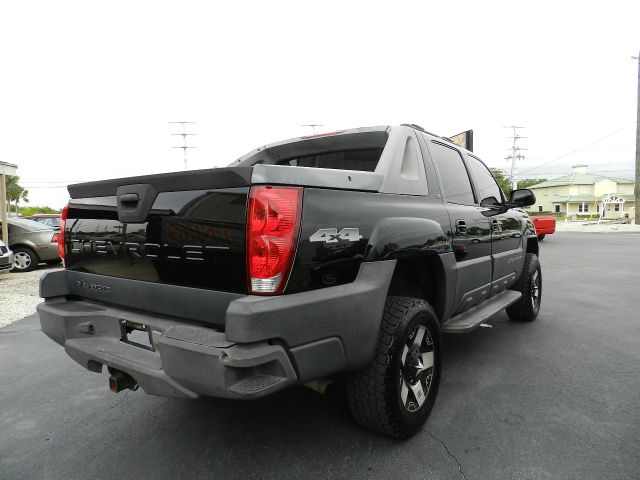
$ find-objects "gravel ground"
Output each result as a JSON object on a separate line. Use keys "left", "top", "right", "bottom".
{"left": 0, "top": 264, "right": 61, "bottom": 328}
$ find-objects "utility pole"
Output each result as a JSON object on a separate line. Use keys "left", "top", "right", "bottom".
{"left": 169, "top": 122, "right": 196, "bottom": 170}
{"left": 504, "top": 126, "right": 527, "bottom": 191}
{"left": 633, "top": 52, "right": 640, "bottom": 225}
{"left": 301, "top": 124, "right": 324, "bottom": 134}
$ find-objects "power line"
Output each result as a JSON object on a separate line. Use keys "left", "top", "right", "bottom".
{"left": 20, "top": 181, "right": 89, "bottom": 184}
{"left": 19, "top": 185, "right": 70, "bottom": 189}
{"left": 504, "top": 169, "right": 634, "bottom": 176}
{"left": 520, "top": 123, "right": 636, "bottom": 174}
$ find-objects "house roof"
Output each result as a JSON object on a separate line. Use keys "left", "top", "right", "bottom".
{"left": 531, "top": 173, "right": 634, "bottom": 189}
{"left": 551, "top": 195, "right": 598, "bottom": 203}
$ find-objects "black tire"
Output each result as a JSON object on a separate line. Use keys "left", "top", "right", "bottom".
{"left": 12, "top": 246, "right": 39, "bottom": 273}
{"left": 537, "top": 234, "right": 546, "bottom": 241}
{"left": 346, "top": 296, "right": 442, "bottom": 439}
{"left": 506, "top": 253, "right": 541, "bottom": 322}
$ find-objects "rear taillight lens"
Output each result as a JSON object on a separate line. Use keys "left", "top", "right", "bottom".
{"left": 58, "top": 206, "right": 68, "bottom": 265}
{"left": 247, "top": 186, "right": 302, "bottom": 295}
{"left": 51, "top": 232, "right": 59, "bottom": 243}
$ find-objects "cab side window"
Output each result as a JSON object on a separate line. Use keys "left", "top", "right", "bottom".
{"left": 430, "top": 142, "right": 475, "bottom": 205}
{"left": 466, "top": 155, "right": 503, "bottom": 206}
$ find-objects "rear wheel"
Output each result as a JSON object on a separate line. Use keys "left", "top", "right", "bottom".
{"left": 537, "top": 234, "right": 546, "bottom": 241}
{"left": 346, "top": 296, "right": 442, "bottom": 439}
{"left": 507, "top": 253, "right": 541, "bottom": 322}
{"left": 12, "top": 247, "right": 39, "bottom": 273}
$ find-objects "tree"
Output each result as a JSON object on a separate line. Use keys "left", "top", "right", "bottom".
{"left": 517, "top": 177, "right": 547, "bottom": 189}
{"left": 490, "top": 168, "right": 511, "bottom": 195}
{"left": 5, "top": 176, "right": 29, "bottom": 214}
{"left": 489, "top": 169, "right": 547, "bottom": 196}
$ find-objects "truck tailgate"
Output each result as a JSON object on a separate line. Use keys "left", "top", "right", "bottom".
{"left": 64, "top": 168, "right": 251, "bottom": 297}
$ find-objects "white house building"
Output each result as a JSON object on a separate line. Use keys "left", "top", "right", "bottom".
{"left": 526, "top": 165, "right": 635, "bottom": 219}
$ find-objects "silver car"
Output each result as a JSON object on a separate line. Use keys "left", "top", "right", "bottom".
{"left": 0, "top": 239, "right": 13, "bottom": 273}
{"left": 0, "top": 218, "right": 60, "bottom": 272}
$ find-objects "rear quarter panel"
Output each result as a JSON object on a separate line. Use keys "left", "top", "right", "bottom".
{"left": 285, "top": 188, "right": 452, "bottom": 294}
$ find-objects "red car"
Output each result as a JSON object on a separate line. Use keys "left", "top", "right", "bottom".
{"left": 530, "top": 215, "right": 556, "bottom": 241}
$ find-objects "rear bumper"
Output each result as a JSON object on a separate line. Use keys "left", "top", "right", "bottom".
{"left": 36, "top": 243, "right": 59, "bottom": 261}
{"left": 38, "top": 299, "right": 298, "bottom": 399}
{"left": 38, "top": 260, "right": 395, "bottom": 399}
{"left": 0, "top": 251, "right": 13, "bottom": 272}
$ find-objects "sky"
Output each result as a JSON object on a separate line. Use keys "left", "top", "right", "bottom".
{"left": 1, "top": 0, "right": 639, "bottom": 209}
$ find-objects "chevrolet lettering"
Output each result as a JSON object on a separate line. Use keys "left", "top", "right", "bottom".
{"left": 70, "top": 239, "right": 228, "bottom": 262}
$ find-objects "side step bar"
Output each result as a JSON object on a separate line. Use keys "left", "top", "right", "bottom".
{"left": 441, "top": 290, "right": 522, "bottom": 333}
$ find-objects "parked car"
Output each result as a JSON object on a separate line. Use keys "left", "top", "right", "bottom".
{"left": 38, "top": 124, "right": 540, "bottom": 438}
{"left": 530, "top": 215, "right": 556, "bottom": 241}
{"left": 0, "top": 218, "right": 60, "bottom": 272}
{"left": 23, "top": 213, "right": 62, "bottom": 230}
{"left": 0, "top": 239, "right": 14, "bottom": 273}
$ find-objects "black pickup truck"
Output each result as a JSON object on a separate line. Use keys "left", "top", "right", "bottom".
{"left": 38, "top": 124, "right": 541, "bottom": 438}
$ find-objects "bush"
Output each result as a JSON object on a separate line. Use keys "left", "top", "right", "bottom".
{"left": 18, "top": 206, "right": 61, "bottom": 216}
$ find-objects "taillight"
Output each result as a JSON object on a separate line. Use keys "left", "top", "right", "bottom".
{"left": 247, "top": 186, "right": 302, "bottom": 295}
{"left": 58, "top": 205, "right": 68, "bottom": 265}
{"left": 51, "top": 232, "right": 59, "bottom": 243}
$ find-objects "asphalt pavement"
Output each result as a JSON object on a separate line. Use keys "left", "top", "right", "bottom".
{"left": 1, "top": 232, "right": 638, "bottom": 479}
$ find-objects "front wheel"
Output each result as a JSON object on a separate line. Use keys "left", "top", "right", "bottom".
{"left": 506, "top": 253, "right": 542, "bottom": 322}
{"left": 346, "top": 296, "right": 442, "bottom": 439}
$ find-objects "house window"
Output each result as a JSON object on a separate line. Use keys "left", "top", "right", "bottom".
{"left": 538, "top": 206, "right": 543, "bottom": 212}
{"left": 578, "top": 203, "right": 589, "bottom": 213}
{"left": 555, "top": 205, "right": 560, "bottom": 213}
{"left": 614, "top": 204, "right": 620, "bottom": 211}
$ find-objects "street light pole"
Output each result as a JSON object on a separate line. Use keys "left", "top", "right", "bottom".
{"left": 633, "top": 52, "right": 640, "bottom": 225}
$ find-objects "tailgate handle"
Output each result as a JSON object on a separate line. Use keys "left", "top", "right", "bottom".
{"left": 116, "top": 184, "right": 158, "bottom": 223}
{"left": 119, "top": 193, "right": 139, "bottom": 205}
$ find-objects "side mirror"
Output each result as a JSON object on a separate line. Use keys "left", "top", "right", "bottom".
{"left": 480, "top": 196, "right": 501, "bottom": 208}
{"left": 509, "top": 188, "right": 536, "bottom": 207}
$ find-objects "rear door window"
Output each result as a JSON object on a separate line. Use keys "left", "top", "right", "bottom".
{"left": 429, "top": 142, "right": 475, "bottom": 205}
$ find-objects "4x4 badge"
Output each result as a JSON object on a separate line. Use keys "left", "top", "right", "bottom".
{"left": 309, "top": 228, "right": 362, "bottom": 243}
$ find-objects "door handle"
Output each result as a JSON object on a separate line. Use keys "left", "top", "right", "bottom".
{"left": 119, "top": 193, "right": 139, "bottom": 206}
{"left": 455, "top": 219, "right": 467, "bottom": 235}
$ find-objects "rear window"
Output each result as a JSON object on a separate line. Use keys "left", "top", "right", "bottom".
{"left": 32, "top": 217, "right": 61, "bottom": 228}
{"left": 275, "top": 148, "right": 382, "bottom": 172}
{"left": 233, "top": 130, "right": 387, "bottom": 172}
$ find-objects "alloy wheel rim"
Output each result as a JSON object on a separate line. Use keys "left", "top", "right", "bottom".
{"left": 399, "top": 324, "right": 435, "bottom": 412}
{"left": 14, "top": 252, "right": 31, "bottom": 270}
{"left": 531, "top": 270, "right": 541, "bottom": 309}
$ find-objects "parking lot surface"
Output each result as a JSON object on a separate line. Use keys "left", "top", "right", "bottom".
{"left": 1, "top": 232, "right": 638, "bottom": 479}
